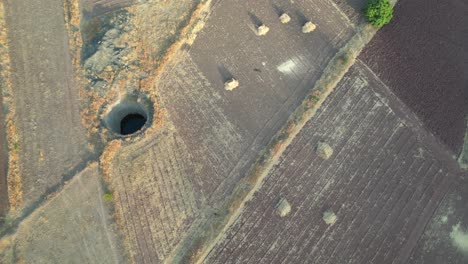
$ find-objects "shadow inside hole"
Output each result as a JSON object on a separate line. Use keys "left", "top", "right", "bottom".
{"left": 120, "top": 113, "right": 147, "bottom": 135}
{"left": 103, "top": 94, "right": 153, "bottom": 137}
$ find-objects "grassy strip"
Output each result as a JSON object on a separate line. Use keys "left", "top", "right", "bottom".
{"left": 170, "top": 22, "right": 380, "bottom": 263}
{"left": 0, "top": 0, "right": 22, "bottom": 213}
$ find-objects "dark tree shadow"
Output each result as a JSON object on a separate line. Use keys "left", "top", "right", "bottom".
{"left": 272, "top": 3, "right": 284, "bottom": 16}
{"left": 248, "top": 11, "right": 263, "bottom": 27}
{"left": 217, "top": 64, "right": 234, "bottom": 82}
{"left": 294, "top": 10, "right": 309, "bottom": 25}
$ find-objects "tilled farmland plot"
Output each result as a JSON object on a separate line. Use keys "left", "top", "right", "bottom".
{"left": 360, "top": 0, "right": 468, "bottom": 155}
{"left": 110, "top": 130, "right": 202, "bottom": 263}
{"left": 407, "top": 176, "right": 468, "bottom": 264}
{"left": 204, "top": 61, "right": 459, "bottom": 264}
{"left": 166, "top": 0, "right": 355, "bottom": 205}
{"left": 109, "top": 0, "right": 358, "bottom": 261}
{"left": 8, "top": 165, "right": 125, "bottom": 263}
{"left": 109, "top": 1, "right": 354, "bottom": 263}
{"left": 3, "top": 0, "right": 89, "bottom": 208}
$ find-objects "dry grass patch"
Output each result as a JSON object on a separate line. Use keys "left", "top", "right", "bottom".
{"left": 255, "top": 24, "right": 270, "bottom": 36}
{"left": 276, "top": 198, "right": 292, "bottom": 217}
{"left": 316, "top": 142, "right": 333, "bottom": 160}
{"left": 279, "top": 13, "right": 291, "bottom": 24}
{"left": 302, "top": 21, "right": 317, "bottom": 33}
{"left": 0, "top": 0, "right": 22, "bottom": 211}
{"left": 323, "top": 209, "right": 337, "bottom": 226}
{"left": 224, "top": 79, "right": 239, "bottom": 91}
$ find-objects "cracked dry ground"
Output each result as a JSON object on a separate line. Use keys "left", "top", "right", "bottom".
{"left": 0, "top": 0, "right": 467, "bottom": 263}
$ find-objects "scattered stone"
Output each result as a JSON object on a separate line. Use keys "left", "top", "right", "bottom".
{"left": 323, "top": 209, "right": 337, "bottom": 226}
{"left": 256, "top": 24, "right": 270, "bottom": 36}
{"left": 224, "top": 78, "right": 239, "bottom": 91}
{"left": 276, "top": 198, "right": 291, "bottom": 217}
{"left": 316, "top": 142, "right": 333, "bottom": 160}
{"left": 279, "top": 13, "right": 291, "bottom": 24}
{"left": 302, "top": 21, "right": 317, "bottom": 33}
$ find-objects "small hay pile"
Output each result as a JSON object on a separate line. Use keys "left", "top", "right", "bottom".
{"left": 316, "top": 142, "right": 333, "bottom": 160}
{"left": 224, "top": 79, "right": 239, "bottom": 91}
{"left": 302, "top": 21, "right": 316, "bottom": 33}
{"left": 323, "top": 209, "right": 337, "bottom": 226}
{"left": 276, "top": 198, "right": 291, "bottom": 217}
{"left": 256, "top": 24, "right": 270, "bottom": 36}
{"left": 279, "top": 13, "right": 291, "bottom": 24}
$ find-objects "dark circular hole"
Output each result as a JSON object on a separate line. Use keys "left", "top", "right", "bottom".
{"left": 120, "top": 113, "right": 147, "bottom": 135}
{"left": 103, "top": 94, "right": 153, "bottom": 137}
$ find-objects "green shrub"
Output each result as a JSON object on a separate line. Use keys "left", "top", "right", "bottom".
{"left": 103, "top": 193, "right": 113, "bottom": 201}
{"left": 363, "top": 0, "right": 393, "bottom": 27}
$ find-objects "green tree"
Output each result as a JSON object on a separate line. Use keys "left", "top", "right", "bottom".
{"left": 363, "top": 0, "right": 394, "bottom": 27}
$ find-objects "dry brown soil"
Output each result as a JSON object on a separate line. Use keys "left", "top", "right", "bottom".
{"left": 203, "top": 61, "right": 459, "bottom": 264}
{"left": 3, "top": 0, "right": 90, "bottom": 209}
{"left": 108, "top": 0, "right": 357, "bottom": 262}
{"left": 407, "top": 177, "right": 468, "bottom": 264}
{"left": 1, "top": 165, "right": 126, "bottom": 263}
{"left": 360, "top": 0, "right": 468, "bottom": 155}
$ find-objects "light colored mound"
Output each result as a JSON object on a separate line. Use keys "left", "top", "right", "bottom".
{"left": 316, "top": 142, "right": 333, "bottom": 160}
{"left": 276, "top": 198, "right": 292, "bottom": 217}
{"left": 302, "top": 21, "right": 316, "bottom": 33}
{"left": 279, "top": 13, "right": 291, "bottom": 24}
{"left": 224, "top": 78, "right": 239, "bottom": 91}
{"left": 451, "top": 223, "right": 468, "bottom": 254}
{"left": 256, "top": 24, "right": 270, "bottom": 36}
{"left": 323, "top": 209, "right": 337, "bottom": 226}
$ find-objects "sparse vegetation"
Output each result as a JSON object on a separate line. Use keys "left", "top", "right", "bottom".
{"left": 316, "top": 142, "right": 334, "bottom": 160}
{"left": 103, "top": 193, "right": 113, "bottom": 201}
{"left": 363, "top": 0, "right": 393, "bottom": 28}
{"left": 338, "top": 52, "right": 350, "bottom": 65}
{"left": 323, "top": 209, "right": 337, "bottom": 225}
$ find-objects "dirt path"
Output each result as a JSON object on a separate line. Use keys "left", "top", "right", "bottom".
{"left": 0, "top": 93, "right": 8, "bottom": 217}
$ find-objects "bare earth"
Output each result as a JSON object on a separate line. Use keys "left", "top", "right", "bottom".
{"left": 108, "top": 0, "right": 357, "bottom": 262}
{"left": 0, "top": 0, "right": 467, "bottom": 263}
{"left": 408, "top": 177, "right": 468, "bottom": 264}
{"left": 1, "top": 165, "right": 125, "bottom": 263}
{"left": 4, "top": 0, "right": 89, "bottom": 208}
{"left": 360, "top": 0, "right": 468, "bottom": 155}
{"left": 203, "top": 61, "right": 459, "bottom": 264}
